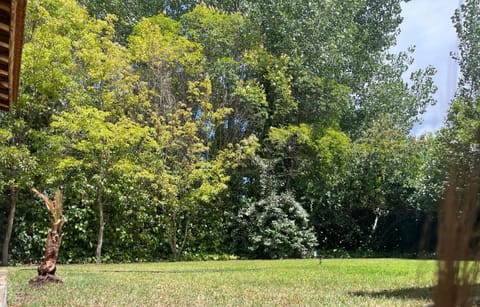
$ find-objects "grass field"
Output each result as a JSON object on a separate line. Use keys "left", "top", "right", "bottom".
{"left": 6, "top": 259, "right": 436, "bottom": 306}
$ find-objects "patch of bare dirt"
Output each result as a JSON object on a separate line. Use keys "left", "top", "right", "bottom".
{"left": 28, "top": 274, "right": 63, "bottom": 287}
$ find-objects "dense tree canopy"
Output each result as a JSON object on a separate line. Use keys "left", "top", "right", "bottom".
{"left": 0, "top": 0, "right": 468, "bottom": 263}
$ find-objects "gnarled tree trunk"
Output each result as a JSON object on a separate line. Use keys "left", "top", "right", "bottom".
{"left": 37, "top": 218, "right": 64, "bottom": 276}
{"left": 29, "top": 189, "right": 65, "bottom": 286}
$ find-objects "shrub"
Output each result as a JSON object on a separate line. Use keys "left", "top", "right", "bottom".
{"left": 231, "top": 192, "right": 317, "bottom": 259}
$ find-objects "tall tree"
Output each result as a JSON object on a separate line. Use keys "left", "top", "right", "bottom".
{"left": 0, "top": 0, "right": 86, "bottom": 266}
{"left": 0, "top": 127, "right": 37, "bottom": 266}
{"left": 128, "top": 14, "right": 204, "bottom": 116}
{"left": 50, "top": 106, "right": 149, "bottom": 263}
{"left": 250, "top": 0, "right": 403, "bottom": 83}
{"left": 435, "top": 2, "right": 480, "bottom": 302}
{"left": 442, "top": 0, "right": 480, "bottom": 153}
{"left": 136, "top": 78, "right": 258, "bottom": 260}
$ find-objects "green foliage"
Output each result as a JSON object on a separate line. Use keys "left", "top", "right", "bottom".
{"left": 351, "top": 116, "right": 421, "bottom": 210}
{"left": 77, "top": 0, "right": 247, "bottom": 41}
{"left": 77, "top": 0, "right": 169, "bottom": 41}
{"left": 311, "top": 118, "right": 436, "bottom": 251}
{"left": 345, "top": 51, "right": 437, "bottom": 136}
{"left": 136, "top": 78, "right": 258, "bottom": 260}
{"left": 129, "top": 15, "right": 203, "bottom": 71}
{"left": 128, "top": 14, "right": 204, "bottom": 113}
{"left": 180, "top": 5, "right": 254, "bottom": 63}
{"left": 232, "top": 192, "right": 317, "bottom": 259}
{"left": 50, "top": 105, "right": 150, "bottom": 262}
{"left": 250, "top": 0, "right": 402, "bottom": 83}
{"left": 441, "top": 0, "right": 480, "bottom": 184}
{"left": 0, "top": 128, "right": 37, "bottom": 190}
{"left": 0, "top": 0, "right": 447, "bottom": 263}
{"left": 452, "top": 0, "right": 480, "bottom": 100}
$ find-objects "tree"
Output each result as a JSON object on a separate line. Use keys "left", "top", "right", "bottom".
{"left": 452, "top": 0, "right": 480, "bottom": 100}
{"left": 0, "top": 125, "right": 37, "bottom": 266}
{"left": 21, "top": 0, "right": 150, "bottom": 264}
{"left": 29, "top": 189, "right": 65, "bottom": 285}
{"left": 50, "top": 106, "right": 149, "bottom": 263}
{"left": 442, "top": 0, "right": 480, "bottom": 160}
{"left": 343, "top": 51, "right": 437, "bottom": 137}
{"left": 137, "top": 78, "right": 258, "bottom": 260}
{"left": 180, "top": 5, "right": 257, "bottom": 64}
{"left": 128, "top": 13, "right": 204, "bottom": 115}
{"left": 250, "top": 0, "right": 403, "bottom": 83}
{"left": 347, "top": 117, "right": 427, "bottom": 248}
{"left": 434, "top": 1, "right": 480, "bottom": 303}
{"left": 77, "top": 0, "right": 247, "bottom": 41}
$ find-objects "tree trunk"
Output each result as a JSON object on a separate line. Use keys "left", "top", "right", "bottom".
{"left": 168, "top": 238, "right": 178, "bottom": 262}
{"left": 367, "top": 208, "right": 381, "bottom": 247}
{"left": 167, "top": 215, "right": 189, "bottom": 262}
{"left": 95, "top": 187, "right": 104, "bottom": 264}
{"left": 371, "top": 214, "right": 379, "bottom": 235}
{"left": 167, "top": 215, "right": 178, "bottom": 261}
{"left": 37, "top": 218, "right": 64, "bottom": 276}
{"left": 178, "top": 217, "right": 190, "bottom": 261}
{"left": 29, "top": 189, "right": 65, "bottom": 286}
{"left": 2, "top": 187, "right": 18, "bottom": 266}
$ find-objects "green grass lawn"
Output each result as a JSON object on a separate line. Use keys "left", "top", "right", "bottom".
{"left": 6, "top": 259, "right": 436, "bottom": 306}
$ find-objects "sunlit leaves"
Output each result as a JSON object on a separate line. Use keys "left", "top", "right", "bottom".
{"left": 0, "top": 129, "right": 37, "bottom": 189}
{"left": 134, "top": 75, "right": 258, "bottom": 259}
{"left": 129, "top": 15, "right": 204, "bottom": 74}
{"left": 181, "top": 5, "right": 256, "bottom": 62}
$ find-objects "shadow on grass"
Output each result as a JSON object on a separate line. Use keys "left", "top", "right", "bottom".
{"left": 352, "top": 286, "right": 433, "bottom": 300}
{"left": 354, "top": 284, "right": 480, "bottom": 303}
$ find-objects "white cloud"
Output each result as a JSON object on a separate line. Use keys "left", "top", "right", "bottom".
{"left": 393, "top": 0, "right": 460, "bottom": 135}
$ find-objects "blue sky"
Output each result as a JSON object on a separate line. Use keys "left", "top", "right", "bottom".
{"left": 393, "top": 0, "right": 460, "bottom": 135}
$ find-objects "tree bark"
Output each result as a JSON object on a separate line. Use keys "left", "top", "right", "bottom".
{"left": 167, "top": 214, "right": 178, "bottom": 261}
{"left": 95, "top": 186, "right": 104, "bottom": 264}
{"left": 37, "top": 218, "right": 64, "bottom": 276}
{"left": 2, "top": 187, "right": 18, "bottom": 266}
{"left": 29, "top": 188, "right": 65, "bottom": 286}
{"left": 178, "top": 217, "right": 190, "bottom": 261}
{"left": 167, "top": 215, "right": 190, "bottom": 262}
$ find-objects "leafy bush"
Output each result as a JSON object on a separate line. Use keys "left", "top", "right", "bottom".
{"left": 181, "top": 253, "right": 238, "bottom": 261}
{"left": 231, "top": 192, "right": 317, "bottom": 259}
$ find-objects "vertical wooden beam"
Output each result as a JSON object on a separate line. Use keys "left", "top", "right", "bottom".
{"left": 0, "top": 271, "right": 7, "bottom": 307}
{"left": 9, "top": 0, "right": 27, "bottom": 108}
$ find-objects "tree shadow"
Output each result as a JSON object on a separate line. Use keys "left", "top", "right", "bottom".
{"left": 352, "top": 286, "right": 433, "bottom": 301}
{"left": 353, "top": 284, "right": 480, "bottom": 302}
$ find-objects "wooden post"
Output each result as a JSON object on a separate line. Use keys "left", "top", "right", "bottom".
{"left": 0, "top": 271, "right": 7, "bottom": 307}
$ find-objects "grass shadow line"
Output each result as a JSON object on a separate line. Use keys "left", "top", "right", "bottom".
{"left": 98, "top": 268, "right": 261, "bottom": 274}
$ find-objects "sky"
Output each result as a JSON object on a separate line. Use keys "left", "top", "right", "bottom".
{"left": 393, "top": 0, "right": 461, "bottom": 135}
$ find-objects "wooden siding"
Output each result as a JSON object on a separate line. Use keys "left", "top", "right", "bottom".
{"left": 0, "top": 0, "right": 26, "bottom": 112}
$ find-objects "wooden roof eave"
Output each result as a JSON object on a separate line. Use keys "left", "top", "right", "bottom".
{"left": 0, "top": 0, "right": 26, "bottom": 112}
